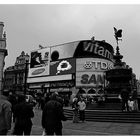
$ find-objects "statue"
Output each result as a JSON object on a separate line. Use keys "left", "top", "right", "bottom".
{"left": 113, "top": 27, "right": 122, "bottom": 45}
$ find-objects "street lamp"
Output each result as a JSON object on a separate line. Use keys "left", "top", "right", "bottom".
{"left": 24, "top": 59, "right": 29, "bottom": 95}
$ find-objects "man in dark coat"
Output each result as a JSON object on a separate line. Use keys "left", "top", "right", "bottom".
{"left": 13, "top": 94, "right": 34, "bottom": 135}
{"left": 0, "top": 90, "right": 12, "bottom": 135}
{"left": 121, "top": 89, "right": 129, "bottom": 112}
{"left": 42, "top": 92, "right": 67, "bottom": 135}
{"left": 8, "top": 91, "right": 17, "bottom": 122}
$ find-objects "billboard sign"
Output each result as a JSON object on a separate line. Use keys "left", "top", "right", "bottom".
{"left": 50, "top": 58, "right": 75, "bottom": 76}
{"left": 50, "top": 80, "right": 74, "bottom": 88}
{"left": 50, "top": 41, "right": 79, "bottom": 61}
{"left": 28, "top": 47, "right": 50, "bottom": 77}
{"left": 76, "top": 58, "right": 114, "bottom": 72}
{"left": 27, "top": 74, "right": 72, "bottom": 83}
{"left": 76, "top": 72, "right": 105, "bottom": 87}
{"left": 76, "top": 58, "right": 114, "bottom": 87}
{"left": 74, "top": 40, "right": 114, "bottom": 61}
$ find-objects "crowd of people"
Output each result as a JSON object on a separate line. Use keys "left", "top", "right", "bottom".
{"left": 72, "top": 96, "right": 86, "bottom": 123}
{"left": 0, "top": 90, "right": 67, "bottom": 136}
{"left": 0, "top": 88, "right": 139, "bottom": 136}
{"left": 119, "top": 89, "right": 139, "bottom": 112}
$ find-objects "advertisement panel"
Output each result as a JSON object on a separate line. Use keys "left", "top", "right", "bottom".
{"left": 50, "top": 40, "right": 114, "bottom": 62}
{"left": 76, "top": 58, "right": 114, "bottom": 72}
{"left": 50, "top": 80, "right": 74, "bottom": 88}
{"left": 74, "top": 40, "right": 114, "bottom": 61}
{"left": 76, "top": 58, "right": 114, "bottom": 87}
{"left": 27, "top": 74, "right": 72, "bottom": 83}
{"left": 50, "top": 58, "right": 75, "bottom": 76}
{"left": 76, "top": 72, "right": 105, "bottom": 87}
{"left": 28, "top": 47, "right": 50, "bottom": 77}
{"left": 50, "top": 41, "right": 79, "bottom": 61}
{"left": 29, "top": 83, "right": 49, "bottom": 89}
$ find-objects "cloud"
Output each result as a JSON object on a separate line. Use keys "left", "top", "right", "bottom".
{"left": 0, "top": 4, "right": 140, "bottom": 78}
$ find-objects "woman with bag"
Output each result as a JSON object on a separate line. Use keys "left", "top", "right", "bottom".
{"left": 72, "top": 98, "right": 79, "bottom": 123}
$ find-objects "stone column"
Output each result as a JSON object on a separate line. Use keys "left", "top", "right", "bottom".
{"left": 0, "top": 22, "right": 8, "bottom": 95}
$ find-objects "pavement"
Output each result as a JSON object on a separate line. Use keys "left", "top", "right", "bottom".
{"left": 8, "top": 108, "right": 140, "bottom": 136}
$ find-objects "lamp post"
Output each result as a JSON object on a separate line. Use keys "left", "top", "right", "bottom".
{"left": 24, "top": 59, "right": 29, "bottom": 95}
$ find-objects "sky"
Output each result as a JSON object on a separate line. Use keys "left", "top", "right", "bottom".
{"left": 0, "top": 2, "right": 140, "bottom": 79}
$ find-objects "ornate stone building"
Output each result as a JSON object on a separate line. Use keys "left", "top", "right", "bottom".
{"left": 3, "top": 51, "right": 29, "bottom": 94}
{"left": 0, "top": 22, "right": 8, "bottom": 94}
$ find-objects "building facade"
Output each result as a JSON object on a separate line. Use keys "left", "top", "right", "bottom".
{"left": 27, "top": 38, "right": 114, "bottom": 99}
{"left": 3, "top": 51, "right": 29, "bottom": 94}
{"left": 0, "top": 22, "right": 8, "bottom": 94}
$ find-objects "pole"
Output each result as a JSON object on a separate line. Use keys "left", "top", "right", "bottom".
{"left": 103, "top": 73, "right": 106, "bottom": 95}
{"left": 24, "top": 60, "right": 28, "bottom": 95}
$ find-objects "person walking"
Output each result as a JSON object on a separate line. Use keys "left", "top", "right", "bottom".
{"left": 121, "top": 89, "right": 129, "bottom": 112}
{"left": 78, "top": 97, "right": 86, "bottom": 122}
{"left": 8, "top": 90, "right": 18, "bottom": 122}
{"left": 12, "top": 94, "right": 34, "bottom": 135}
{"left": 72, "top": 97, "right": 79, "bottom": 123}
{"left": 132, "top": 89, "right": 139, "bottom": 112}
{"left": 42, "top": 92, "right": 67, "bottom": 135}
{"left": 0, "top": 90, "right": 12, "bottom": 135}
{"left": 128, "top": 97, "right": 134, "bottom": 112}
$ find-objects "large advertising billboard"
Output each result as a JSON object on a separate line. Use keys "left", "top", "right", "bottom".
{"left": 50, "top": 41, "right": 79, "bottom": 61}
{"left": 74, "top": 40, "right": 114, "bottom": 61}
{"left": 28, "top": 47, "right": 50, "bottom": 78}
{"left": 76, "top": 71, "right": 105, "bottom": 87}
{"left": 27, "top": 40, "right": 114, "bottom": 86}
{"left": 76, "top": 58, "right": 114, "bottom": 87}
{"left": 76, "top": 58, "right": 114, "bottom": 72}
{"left": 50, "top": 58, "right": 75, "bottom": 76}
{"left": 50, "top": 40, "right": 114, "bottom": 61}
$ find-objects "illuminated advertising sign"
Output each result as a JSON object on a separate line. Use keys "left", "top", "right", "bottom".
{"left": 50, "top": 41, "right": 79, "bottom": 61}
{"left": 76, "top": 58, "right": 114, "bottom": 87}
{"left": 27, "top": 40, "right": 114, "bottom": 86}
{"left": 76, "top": 72, "right": 105, "bottom": 87}
{"left": 28, "top": 47, "right": 50, "bottom": 77}
{"left": 76, "top": 58, "right": 114, "bottom": 72}
{"left": 38, "top": 40, "right": 114, "bottom": 62}
{"left": 50, "top": 81, "right": 74, "bottom": 88}
{"left": 27, "top": 74, "right": 72, "bottom": 83}
{"left": 29, "top": 83, "right": 49, "bottom": 89}
{"left": 50, "top": 58, "right": 75, "bottom": 76}
{"left": 74, "top": 40, "right": 114, "bottom": 61}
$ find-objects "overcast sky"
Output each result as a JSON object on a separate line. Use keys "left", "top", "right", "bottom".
{"left": 0, "top": 4, "right": 140, "bottom": 78}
